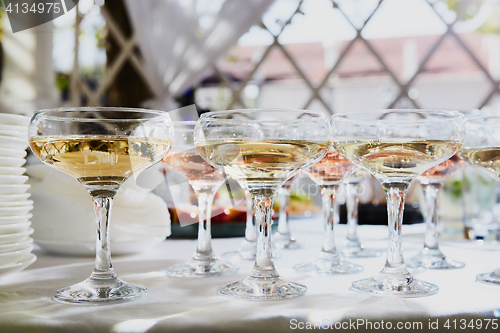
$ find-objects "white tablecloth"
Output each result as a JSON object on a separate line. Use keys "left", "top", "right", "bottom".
{"left": 1, "top": 216, "right": 500, "bottom": 332}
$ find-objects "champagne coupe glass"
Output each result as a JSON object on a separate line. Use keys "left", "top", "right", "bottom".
{"left": 28, "top": 107, "right": 173, "bottom": 303}
{"left": 273, "top": 174, "right": 304, "bottom": 250}
{"left": 340, "top": 168, "right": 382, "bottom": 258}
{"left": 163, "top": 121, "right": 238, "bottom": 277}
{"left": 459, "top": 116, "right": 500, "bottom": 284}
{"left": 332, "top": 110, "right": 465, "bottom": 297}
{"left": 195, "top": 109, "right": 330, "bottom": 300}
{"left": 294, "top": 147, "right": 363, "bottom": 274}
{"left": 406, "top": 154, "right": 466, "bottom": 269}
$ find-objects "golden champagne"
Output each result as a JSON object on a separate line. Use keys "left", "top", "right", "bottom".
{"left": 196, "top": 139, "right": 330, "bottom": 187}
{"left": 334, "top": 140, "right": 461, "bottom": 180}
{"left": 459, "top": 147, "right": 500, "bottom": 181}
{"left": 29, "top": 135, "right": 171, "bottom": 187}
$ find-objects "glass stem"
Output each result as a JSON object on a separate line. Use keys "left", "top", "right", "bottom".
{"left": 251, "top": 194, "right": 277, "bottom": 277}
{"left": 320, "top": 185, "right": 340, "bottom": 259}
{"left": 277, "top": 187, "right": 291, "bottom": 236}
{"left": 90, "top": 195, "right": 117, "bottom": 281}
{"left": 244, "top": 191, "right": 257, "bottom": 242}
{"left": 421, "top": 182, "right": 443, "bottom": 251}
{"left": 381, "top": 182, "right": 410, "bottom": 275}
{"left": 345, "top": 181, "right": 361, "bottom": 245}
{"left": 193, "top": 187, "right": 217, "bottom": 261}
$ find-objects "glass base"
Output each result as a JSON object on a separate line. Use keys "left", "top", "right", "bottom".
{"left": 220, "top": 275, "right": 307, "bottom": 300}
{"left": 406, "top": 249, "right": 465, "bottom": 270}
{"left": 273, "top": 232, "right": 306, "bottom": 250}
{"left": 294, "top": 257, "right": 363, "bottom": 275}
{"left": 167, "top": 258, "right": 238, "bottom": 278}
{"left": 351, "top": 271, "right": 439, "bottom": 297}
{"left": 54, "top": 277, "right": 146, "bottom": 304}
{"left": 476, "top": 268, "right": 500, "bottom": 285}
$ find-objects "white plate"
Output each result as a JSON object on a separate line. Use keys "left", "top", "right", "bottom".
{"left": 0, "top": 238, "right": 33, "bottom": 253}
{"left": 0, "top": 200, "right": 33, "bottom": 207}
{"left": 0, "top": 175, "right": 28, "bottom": 185}
{"left": 0, "top": 193, "right": 31, "bottom": 202}
{"left": 0, "top": 148, "right": 27, "bottom": 159}
{"left": 0, "top": 130, "right": 27, "bottom": 139}
{"left": 35, "top": 236, "right": 166, "bottom": 256}
{"left": 0, "top": 184, "right": 30, "bottom": 194}
{"left": 0, "top": 228, "right": 33, "bottom": 245}
{"left": 0, "top": 205, "right": 33, "bottom": 217}
{"left": 0, "top": 137, "right": 28, "bottom": 150}
{"left": 0, "top": 214, "right": 32, "bottom": 225}
{"left": 0, "top": 222, "right": 31, "bottom": 235}
{"left": 0, "top": 245, "right": 33, "bottom": 266}
{"left": 0, "top": 157, "right": 25, "bottom": 167}
{"left": 0, "top": 167, "right": 26, "bottom": 175}
{"left": 0, "top": 114, "right": 29, "bottom": 127}
{"left": 0, "top": 253, "right": 36, "bottom": 279}
{"left": 0, "top": 125, "right": 26, "bottom": 133}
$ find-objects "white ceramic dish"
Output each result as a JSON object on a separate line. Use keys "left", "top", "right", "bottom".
{"left": 0, "top": 222, "right": 31, "bottom": 235}
{"left": 0, "top": 148, "right": 27, "bottom": 159}
{"left": 0, "top": 238, "right": 33, "bottom": 253}
{"left": 0, "top": 193, "right": 31, "bottom": 202}
{"left": 0, "top": 245, "right": 33, "bottom": 266}
{"left": 0, "top": 157, "right": 26, "bottom": 168}
{"left": 0, "top": 124, "right": 26, "bottom": 132}
{"left": 0, "top": 205, "right": 33, "bottom": 217}
{"left": 0, "top": 175, "right": 28, "bottom": 185}
{"left": 0, "top": 167, "right": 26, "bottom": 175}
{"left": 0, "top": 184, "right": 30, "bottom": 195}
{"left": 0, "top": 137, "right": 28, "bottom": 150}
{"left": 0, "top": 114, "right": 29, "bottom": 127}
{"left": 35, "top": 236, "right": 167, "bottom": 256}
{"left": 0, "top": 253, "right": 36, "bottom": 279}
{"left": 0, "top": 130, "right": 27, "bottom": 139}
{"left": 0, "top": 228, "right": 33, "bottom": 245}
{"left": 0, "top": 200, "right": 33, "bottom": 207}
{"left": 0, "top": 214, "right": 32, "bottom": 225}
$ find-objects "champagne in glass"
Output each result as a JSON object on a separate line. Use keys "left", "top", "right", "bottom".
{"left": 163, "top": 121, "right": 237, "bottom": 277}
{"left": 406, "top": 154, "right": 466, "bottom": 269}
{"left": 294, "top": 147, "right": 363, "bottom": 274}
{"left": 459, "top": 116, "right": 500, "bottom": 285}
{"left": 332, "top": 110, "right": 465, "bottom": 297}
{"left": 28, "top": 108, "right": 173, "bottom": 303}
{"left": 195, "top": 110, "right": 330, "bottom": 300}
{"left": 341, "top": 168, "right": 382, "bottom": 258}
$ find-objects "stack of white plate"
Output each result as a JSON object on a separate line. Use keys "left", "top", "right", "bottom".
{"left": 0, "top": 114, "right": 36, "bottom": 278}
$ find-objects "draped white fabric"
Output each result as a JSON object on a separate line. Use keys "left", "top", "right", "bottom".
{"left": 124, "top": 0, "right": 275, "bottom": 111}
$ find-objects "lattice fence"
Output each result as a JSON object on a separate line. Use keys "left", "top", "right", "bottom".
{"left": 70, "top": 0, "right": 499, "bottom": 114}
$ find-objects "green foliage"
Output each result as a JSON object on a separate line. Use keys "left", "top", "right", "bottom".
{"left": 441, "top": 0, "right": 483, "bottom": 21}
{"left": 56, "top": 72, "right": 70, "bottom": 91}
{"left": 476, "top": 6, "right": 500, "bottom": 34}
{"left": 448, "top": 180, "right": 463, "bottom": 201}
{"left": 439, "top": 0, "right": 500, "bottom": 35}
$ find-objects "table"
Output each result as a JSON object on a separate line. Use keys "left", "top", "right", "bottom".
{"left": 1, "top": 216, "right": 500, "bottom": 332}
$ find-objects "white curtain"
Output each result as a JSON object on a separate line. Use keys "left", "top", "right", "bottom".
{"left": 124, "top": 0, "right": 275, "bottom": 112}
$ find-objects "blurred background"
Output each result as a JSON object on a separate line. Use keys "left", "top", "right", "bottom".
{"left": 1, "top": 0, "right": 500, "bottom": 238}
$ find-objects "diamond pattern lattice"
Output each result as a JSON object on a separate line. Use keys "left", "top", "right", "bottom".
{"left": 69, "top": 0, "right": 500, "bottom": 113}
